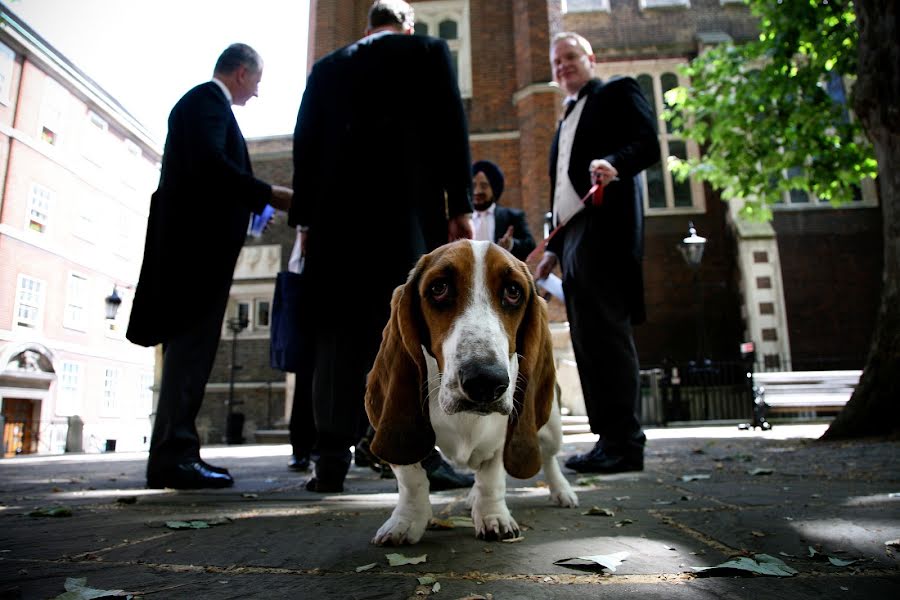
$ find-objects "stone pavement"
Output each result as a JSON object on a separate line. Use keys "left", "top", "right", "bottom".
{"left": 1, "top": 424, "right": 898, "bottom": 599}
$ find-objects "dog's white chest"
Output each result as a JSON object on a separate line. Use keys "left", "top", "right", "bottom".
{"left": 426, "top": 353, "right": 508, "bottom": 471}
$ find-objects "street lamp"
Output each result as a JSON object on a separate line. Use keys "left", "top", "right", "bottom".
{"left": 678, "top": 221, "right": 707, "bottom": 269}
{"left": 678, "top": 221, "right": 708, "bottom": 360}
{"left": 225, "top": 316, "right": 249, "bottom": 444}
{"left": 104, "top": 286, "right": 122, "bottom": 319}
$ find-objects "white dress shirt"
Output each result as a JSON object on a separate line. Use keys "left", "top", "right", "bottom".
{"left": 472, "top": 203, "right": 496, "bottom": 243}
{"left": 553, "top": 95, "right": 587, "bottom": 228}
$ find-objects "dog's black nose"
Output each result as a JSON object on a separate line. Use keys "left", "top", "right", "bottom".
{"left": 459, "top": 363, "right": 509, "bottom": 405}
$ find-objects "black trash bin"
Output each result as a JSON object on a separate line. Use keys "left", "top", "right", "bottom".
{"left": 226, "top": 412, "right": 245, "bottom": 444}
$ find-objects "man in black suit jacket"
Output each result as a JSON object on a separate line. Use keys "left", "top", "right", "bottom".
{"left": 471, "top": 160, "right": 536, "bottom": 261}
{"left": 128, "top": 44, "right": 293, "bottom": 489}
{"left": 535, "top": 32, "right": 660, "bottom": 474}
{"left": 290, "top": 0, "right": 473, "bottom": 492}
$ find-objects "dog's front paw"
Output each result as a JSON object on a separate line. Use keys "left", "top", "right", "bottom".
{"left": 550, "top": 481, "right": 579, "bottom": 508}
{"left": 472, "top": 506, "right": 519, "bottom": 541}
{"left": 372, "top": 515, "right": 428, "bottom": 546}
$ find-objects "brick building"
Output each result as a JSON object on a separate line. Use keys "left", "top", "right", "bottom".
{"left": 0, "top": 6, "right": 161, "bottom": 455}
{"left": 201, "top": 0, "right": 881, "bottom": 443}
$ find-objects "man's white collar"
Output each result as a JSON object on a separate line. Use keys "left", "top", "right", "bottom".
{"left": 211, "top": 77, "right": 233, "bottom": 104}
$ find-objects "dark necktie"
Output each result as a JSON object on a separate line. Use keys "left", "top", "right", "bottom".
{"left": 563, "top": 98, "right": 578, "bottom": 119}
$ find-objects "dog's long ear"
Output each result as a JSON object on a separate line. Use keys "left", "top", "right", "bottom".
{"left": 504, "top": 267, "right": 555, "bottom": 479}
{"left": 365, "top": 259, "right": 435, "bottom": 465}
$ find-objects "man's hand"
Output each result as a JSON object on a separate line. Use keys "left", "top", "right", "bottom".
{"left": 534, "top": 252, "right": 558, "bottom": 281}
{"left": 448, "top": 214, "right": 474, "bottom": 242}
{"left": 299, "top": 228, "right": 308, "bottom": 257}
{"left": 270, "top": 185, "right": 293, "bottom": 211}
{"left": 497, "top": 225, "right": 515, "bottom": 251}
{"left": 589, "top": 159, "right": 618, "bottom": 187}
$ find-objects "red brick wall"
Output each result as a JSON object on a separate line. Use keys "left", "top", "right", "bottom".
{"left": 637, "top": 188, "right": 744, "bottom": 364}
{"left": 563, "top": 0, "right": 758, "bottom": 60}
{"left": 774, "top": 207, "right": 882, "bottom": 369}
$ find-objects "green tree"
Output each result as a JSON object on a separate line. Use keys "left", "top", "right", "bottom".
{"left": 666, "top": 0, "right": 899, "bottom": 438}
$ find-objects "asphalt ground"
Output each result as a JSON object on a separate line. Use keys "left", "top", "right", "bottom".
{"left": 1, "top": 424, "right": 898, "bottom": 599}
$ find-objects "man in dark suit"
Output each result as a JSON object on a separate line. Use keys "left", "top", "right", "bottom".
{"left": 128, "top": 44, "right": 293, "bottom": 489}
{"left": 290, "top": 0, "right": 473, "bottom": 492}
{"left": 534, "top": 32, "right": 660, "bottom": 474}
{"left": 471, "top": 160, "right": 536, "bottom": 261}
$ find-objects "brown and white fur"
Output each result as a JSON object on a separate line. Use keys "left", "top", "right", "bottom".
{"left": 365, "top": 240, "right": 578, "bottom": 546}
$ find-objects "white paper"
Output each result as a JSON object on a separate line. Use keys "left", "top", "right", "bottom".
{"left": 536, "top": 273, "right": 565, "bottom": 302}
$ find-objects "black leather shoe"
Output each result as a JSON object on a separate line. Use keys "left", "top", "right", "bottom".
{"left": 565, "top": 451, "right": 644, "bottom": 474}
{"left": 426, "top": 458, "right": 475, "bottom": 491}
{"left": 288, "top": 455, "right": 311, "bottom": 472}
{"left": 305, "top": 476, "right": 343, "bottom": 493}
{"left": 199, "top": 460, "right": 230, "bottom": 475}
{"left": 147, "top": 461, "right": 235, "bottom": 489}
{"left": 304, "top": 454, "right": 349, "bottom": 493}
{"left": 564, "top": 440, "right": 608, "bottom": 470}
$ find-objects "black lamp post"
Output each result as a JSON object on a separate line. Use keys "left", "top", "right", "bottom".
{"left": 678, "top": 221, "right": 708, "bottom": 360}
{"left": 225, "top": 316, "right": 249, "bottom": 444}
{"left": 104, "top": 286, "right": 122, "bottom": 319}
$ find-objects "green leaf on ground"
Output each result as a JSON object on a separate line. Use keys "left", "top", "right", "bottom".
{"left": 386, "top": 552, "right": 427, "bottom": 566}
{"left": 165, "top": 517, "right": 231, "bottom": 530}
{"left": 29, "top": 506, "right": 73, "bottom": 518}
{"left": 554, "top": 551, "right": 629, "bottom": 573}
{"left": 355, "top": 563, "right": 376, "bottom": 572}
{"left": 680, "top": 474, "right": 711, "bottom": 482}
{"left": 166, "top": 520, "right": 209, "bottom": 529}
{"left": 53, "top": 577, "right": 129, "bottom": 599}
{"left": 417, "top": 576, "right": 436, "bottom": 585}
{"left": 828, "top": 557, "right": 858, "bottom": 567}
{"left": 693, "top": 554, "right": 798, "bottom": 577}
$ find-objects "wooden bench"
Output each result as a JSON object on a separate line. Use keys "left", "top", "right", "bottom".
{"left": 745, "top": 370, "right": 861, "bottom": 429}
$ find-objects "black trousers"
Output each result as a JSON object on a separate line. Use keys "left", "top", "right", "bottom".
{"left": 560, "top": 213, "right": 643, "bottom": 443}
{"left": 309, "top": 296, "right": 392, "bottom": 459}
{"left": 147, "top": 292, "right": 229, "bottom": 473}
{"left": 289, "top": 359, "right": 317, "bottom": 459}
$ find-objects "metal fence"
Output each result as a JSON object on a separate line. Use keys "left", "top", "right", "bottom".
{"left": 638, "top": 356, "right": 863, "bottom": 426}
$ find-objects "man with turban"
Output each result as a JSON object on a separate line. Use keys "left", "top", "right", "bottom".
{"left": 471, "top": 160, "right": 535, "bottom": 261}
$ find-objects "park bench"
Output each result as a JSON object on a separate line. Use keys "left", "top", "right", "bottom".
{"left": 744, "top": 369, "right": 861, "bottom": 430}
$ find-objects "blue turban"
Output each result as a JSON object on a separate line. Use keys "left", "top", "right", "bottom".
{"left": 472, "top": 160, "right": 505, "bottom": 202}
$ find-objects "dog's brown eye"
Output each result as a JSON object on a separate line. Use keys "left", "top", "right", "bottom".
{"left": 502, "top": 284, "right": 523, "bottom": 307}
{"left": 429, "top": 279, "right": 451, "bottom": 303}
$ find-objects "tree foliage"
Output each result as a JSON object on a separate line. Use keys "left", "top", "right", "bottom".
{"left": 665, "top": 0, "right": 878, "bottom": 221}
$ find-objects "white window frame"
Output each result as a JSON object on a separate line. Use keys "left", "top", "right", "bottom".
{"left": 14, "top": 274, "right": 45, "bottom": 329}
{"left": 56, "top": 361, "right": 83, "bottom": 417}
{"left": 255, "top": 298, "right": 271, "bottom": 330}
{"left": 63, "top": 271, "right": 89, "bottom": 331}
{"left": 121, "top": 139, "right": 143, "bottom": 189}
{"left": 774, "top": 170, "right": 877, "bottom": 210}
{"left": 27, "top": 182, "right": 53, "bottom": 233}
{"left": 0, "top": 41, "right": 15, "bottom": 105}
{"left": 101, "top": 367, "right": 120, "bottom": 415}
{"left": 562, "top": 0, "right": 611, "bottom": 13}
{"left": 640, "top": 0, "right": 691, "bottom": 9}
{"left": 82, "top": 110, "right": 109, "bottom": 166}
{"left": 413, "top": 0, "right": 472, "bottom": 98}
{"left": 73, "top": 195, "right": 97, "bottom": 243}
{"left": 39, "top": 77, "right": 68, "bottom": 146}
{"left": 592, "top": 58, "right": 705, "bottom": 215}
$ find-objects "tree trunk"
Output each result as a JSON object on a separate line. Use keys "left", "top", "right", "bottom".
{"left": 822, "top": 0, "right": 900, "bottom": 439}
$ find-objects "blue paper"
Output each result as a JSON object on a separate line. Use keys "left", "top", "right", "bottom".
{"left": 249, "top": 204, "right": 275, "bottom": 237}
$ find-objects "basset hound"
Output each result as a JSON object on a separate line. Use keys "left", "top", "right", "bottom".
{"left": 365, "top": 239, "right": 578, "bottom": 546}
